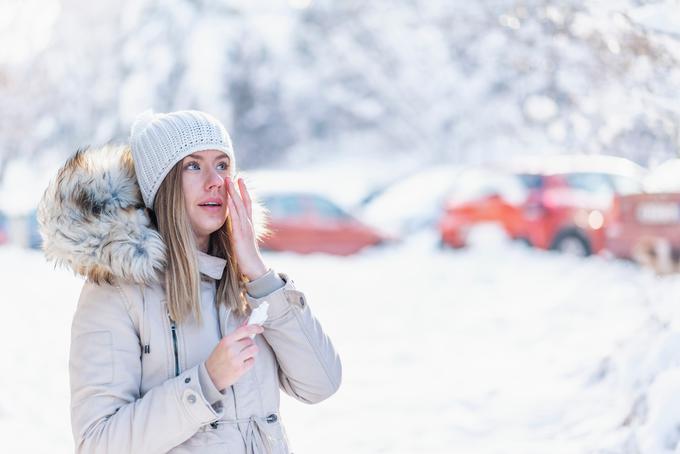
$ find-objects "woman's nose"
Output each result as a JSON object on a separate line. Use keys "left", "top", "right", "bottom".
{"left": 206, "top": 169, "right": 224, "bottom": 190}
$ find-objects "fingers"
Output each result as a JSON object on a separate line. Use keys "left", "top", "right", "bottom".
{"left": 226, "top": 190, "right": 240, "bottom": 226}
{"left": 237, "top": 178, "right": 253, "bottom": 222}
{"left": 208, "top": 325, "right": 262, "bottom": 388}
{"left": 236, "top": 343, "right": 259, "bottom": 365}
{"left": 226, "top": 177, "right": 248, "bottom": 225}
{"left": 224, "top": 324, "right": 264, "bottom": 344}
{"left": 232, "top": 337, "right": 255, "bottom": 354}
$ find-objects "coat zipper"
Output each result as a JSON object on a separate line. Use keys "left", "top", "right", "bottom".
{"left": 169, "top": 317, "right": 180, "bottom": 377}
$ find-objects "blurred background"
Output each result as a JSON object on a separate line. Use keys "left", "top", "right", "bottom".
{"left": 1, "top": 0, "right": 680, "bottom": 453}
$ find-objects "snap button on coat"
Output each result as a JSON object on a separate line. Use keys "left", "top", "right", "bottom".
{"left": 186, "top": 394, "right": 197, "bottom": 404}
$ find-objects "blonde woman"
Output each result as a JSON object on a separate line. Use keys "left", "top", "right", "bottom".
{"left": 38, "top": 110, "right": 342, "bottom": 453}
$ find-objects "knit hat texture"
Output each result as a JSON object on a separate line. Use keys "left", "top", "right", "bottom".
{"left": 129, "top": 109, "right": 235, "bottom": 208}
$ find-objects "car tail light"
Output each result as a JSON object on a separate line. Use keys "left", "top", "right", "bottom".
{"left": 587, "top": 210, "right": 604, "bottom": 230}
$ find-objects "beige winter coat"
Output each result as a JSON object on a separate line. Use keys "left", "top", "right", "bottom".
{"left": 37, "top": 145, "right": 342, "bottom": 454}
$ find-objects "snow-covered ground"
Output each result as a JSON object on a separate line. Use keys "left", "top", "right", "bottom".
{"left": 1, "top": 231, "right": 680, "bottom": 453}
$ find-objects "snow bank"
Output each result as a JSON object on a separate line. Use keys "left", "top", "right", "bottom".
{"left": 2, "top": 231, "right": 680, "bottom": 453}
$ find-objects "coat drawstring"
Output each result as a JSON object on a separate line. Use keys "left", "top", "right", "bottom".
{"left": 243, "top": 415, "right": 272, "bottom": 454}
{"left": 210, "top": 415, "right": 276, "bottom": 454}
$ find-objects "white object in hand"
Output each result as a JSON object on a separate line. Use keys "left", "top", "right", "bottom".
{"left": 247, "top": 301, "right": 269, "bottom": 338}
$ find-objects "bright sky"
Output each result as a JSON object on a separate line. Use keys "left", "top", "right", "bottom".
{"left": 0, "top": 0, "right": 61, "bottom": 66}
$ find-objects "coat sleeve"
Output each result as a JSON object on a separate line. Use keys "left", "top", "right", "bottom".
{"left": 69, "top": 281, "right": 223, "bottom": 454}
{"left": 245, "top": 271, "right": 342, "bottom": 404}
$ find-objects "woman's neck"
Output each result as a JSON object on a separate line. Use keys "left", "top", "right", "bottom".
{"left": 196, "top": 235, "right": 209, "bottom": 253}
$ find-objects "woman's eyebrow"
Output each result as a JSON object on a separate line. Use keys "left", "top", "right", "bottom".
{"left": 184, "top": 153, "right": 230, "bottom": 164}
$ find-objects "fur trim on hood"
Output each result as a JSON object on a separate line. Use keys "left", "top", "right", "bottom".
{"left": 38, "top": 145, "right": 166, "bottom": 285}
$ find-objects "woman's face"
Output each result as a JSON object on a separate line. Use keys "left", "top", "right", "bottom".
{"left": 181, "top": 149, "right": 231, "bottom": 246}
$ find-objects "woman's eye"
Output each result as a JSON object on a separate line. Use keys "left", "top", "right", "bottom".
{"left": 185, "top": 161, "right": 200, "bottom": 170}
{"left": 216, "top": 162, "right": 229, "bottom": 171}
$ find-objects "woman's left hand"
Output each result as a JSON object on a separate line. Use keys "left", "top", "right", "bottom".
{"left": 225, "top": 176, "right": 268, "bottom": 281}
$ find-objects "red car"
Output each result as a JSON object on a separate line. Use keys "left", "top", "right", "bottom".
{"left": 439, "top": 156, "right": 645, "bottom": 256}
{"left": 439, "top": 168, "right": 529, "bottom": 248}
{"left": 511, "top": 155, "right": 644, "bottom": 256}
{"left": 259, "top": 192, "right": 387, "bottom": 255}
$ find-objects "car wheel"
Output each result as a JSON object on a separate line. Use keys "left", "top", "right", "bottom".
{"left": 515, "top": 236, "right": 532, "bottom": 248}
{"left": 551, "top": 230, "right": 591, "bottom": 257}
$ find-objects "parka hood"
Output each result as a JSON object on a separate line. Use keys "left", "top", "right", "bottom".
{"left": 37, "top": 145, "right": 166, "bottom": 285}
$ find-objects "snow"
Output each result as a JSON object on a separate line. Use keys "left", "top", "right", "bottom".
{"left": 524, "top": 95, "right": 559, "bottom": 123}
{"left": 359, "top": 164, "right": 463, "bottom": 237}
{"left": 244, "top": 149, "right": 419, "bottom": 211}
{"left": 637, "top": 367, "right": 680, "bottom": 454}
{"left": 4, "top": 0, "right": 680, "bottom": 176}
{"left": 0, "top": 158, "right": 61, "bottom": 217}
{"left": 628, "top": 2, "right": 680, "bottom": 37}
{"left": 644, "top": 159, "right": 680, "bottom": 193}
{"left": 0, "top": 0, "right": 61, "bottom": 66}
{"left": 3, "top": 231, "right": 680, "bottom": 453}
{"left": 2, "top": 0, "right": 680, "bottom": 451}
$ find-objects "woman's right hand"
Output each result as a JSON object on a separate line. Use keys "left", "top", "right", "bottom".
{"left": 205, "top": 324, "right": 264, "bottom": 390}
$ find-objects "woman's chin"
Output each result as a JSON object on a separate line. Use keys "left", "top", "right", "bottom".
{"left": 195, "top": 221, "right": 226, "bottom": 237}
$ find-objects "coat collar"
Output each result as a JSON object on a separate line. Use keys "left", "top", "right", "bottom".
{"left": 197, "top": 250, "right": 227, "bottom": 280}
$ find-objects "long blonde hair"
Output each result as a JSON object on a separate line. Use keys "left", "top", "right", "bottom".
{"left": 153, "top": 162, "right": 257, "bottom": 324}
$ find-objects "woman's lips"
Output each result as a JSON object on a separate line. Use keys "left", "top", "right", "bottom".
{"left": 198, "top": 198, "right": 224, "bottom": 213}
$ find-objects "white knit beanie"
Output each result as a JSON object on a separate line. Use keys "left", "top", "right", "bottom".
{"left": 129, "top": 109, "right": 235, "bottom": 208}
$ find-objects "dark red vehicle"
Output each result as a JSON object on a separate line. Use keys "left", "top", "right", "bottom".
{"left": 606, "top": 160, "right": 680, "bottom": 272}
{"left": 259, "top": 192, "right": 387, "bottom": 255}
{"left": 606, "top": 193, "right": 680, "bottom": 272}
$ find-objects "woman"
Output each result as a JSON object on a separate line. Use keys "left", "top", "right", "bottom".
{"left": 37, "top": 110, "right": 342, "bottom": 453}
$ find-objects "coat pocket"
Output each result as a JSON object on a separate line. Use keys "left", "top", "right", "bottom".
{"left": 71, "top": 330, "right": 114, "bottom": 385}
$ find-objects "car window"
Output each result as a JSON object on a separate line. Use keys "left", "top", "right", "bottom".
{"left": 310, "top": 196, "right": 350, "bottom": 220}
{"left": 517, "top": 174, "right": 544, "bottom": 190}
{"left": 263, "top": 195, "right": 304, "bottom": 218}
{"left": 563, "top": 173, "right": 613, "bottom": 194}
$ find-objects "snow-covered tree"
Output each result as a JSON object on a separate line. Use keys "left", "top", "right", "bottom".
{"left": 1, "top": 0, "right": 679, "bottom": 184}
